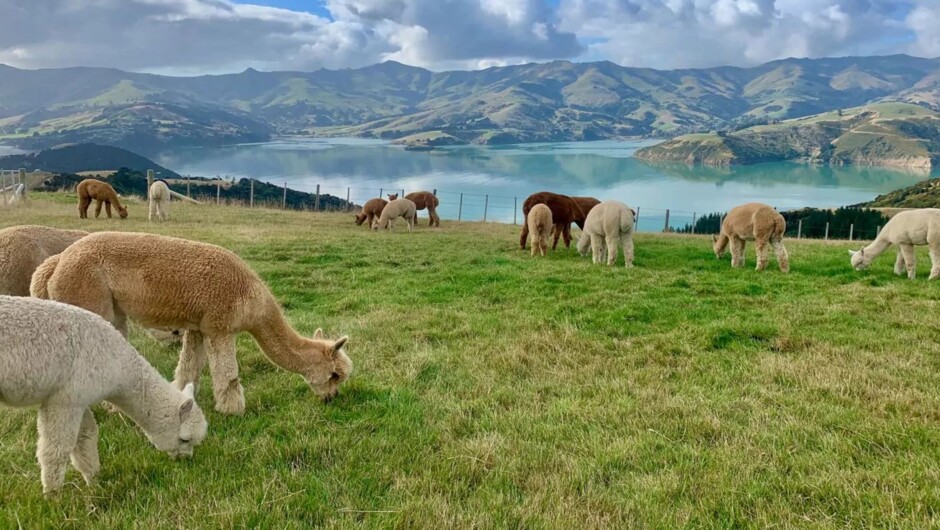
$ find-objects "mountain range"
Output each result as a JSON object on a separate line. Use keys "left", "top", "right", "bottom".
{"left": 6, "top": 55, "right": 940, "bottom": 153}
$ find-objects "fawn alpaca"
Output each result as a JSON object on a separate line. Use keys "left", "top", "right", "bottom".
{"left": 577, "top": 200, "right": 636, "bottom": 267}
{"left": 0, "top": 296, "right": 207, "bottom": 493}
{"left": 0, "top": 225, "right": 87, "bottom": 296}
{"left": 527, "top": 204, "right": 553, "bottom": 256}
{"left": 373, "top": 198, "right": 417, "bottom": 231}
{"left": 30, "top": 232, "right": 352, "bottom": 415}
{"left": 77, "top": 179, "right": 128, "bottom": 219}
{"left": 849, "top": 208, "right": 940, "bottom": 279}
{"left": 355, "top": 198, "right": 387, "bottom": 227}
{"left": 713, "top": 202, "right": 789, "bottom": 272}
{"left": 149, "top": 180, "right": 171, "bottom": 222}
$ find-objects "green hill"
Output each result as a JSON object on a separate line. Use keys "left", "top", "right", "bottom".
{"left": 635, "top": 103, "right": 940, "bottom": 168}
{"left": 0, "top": 143, "right": 180, "bottom": 176}
{"left": 6, "top": 55, "right": 940, "bottom": 151}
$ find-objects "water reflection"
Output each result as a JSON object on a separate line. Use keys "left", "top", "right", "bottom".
{"left": 155, "top": 138, "right": 932, "bottom": 229}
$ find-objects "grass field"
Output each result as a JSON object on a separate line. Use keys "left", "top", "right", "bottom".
{"left": 2, "top": 194, "right": 940, "bottom": 528}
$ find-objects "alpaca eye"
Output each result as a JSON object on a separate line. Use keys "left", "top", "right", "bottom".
{"left": 179, "top": 438, "right": 191, "bottom": 444}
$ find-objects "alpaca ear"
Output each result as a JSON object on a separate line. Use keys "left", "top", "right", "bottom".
{"left": 848, "top": 250, "right": 857, "bottom": 257}
{"left": 331, "top": 336, "right": 348, "bottom": 358}
{"left": 182, "top": 383, "right": 195, "bottom": 399}
{"left": 179, "top": 398, "right": 194, "bottom": 421}
{"left": 313, "top": 328, "right": 324, "bottom": 339}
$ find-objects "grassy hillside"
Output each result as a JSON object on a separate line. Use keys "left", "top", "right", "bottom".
{"left": 636, "top": 103, "right": 940, "bottom": 168}
{"left": 5, "top": 55, "right": 940, "bottom": 150}
{"left": 2, "top": 196, "right": 940, "bottom": 527}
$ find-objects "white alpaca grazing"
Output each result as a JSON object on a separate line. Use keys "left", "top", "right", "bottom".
{"left": 849, "top": 208, "right": 940, "bottom": 280}
{"left": 577, "top": 200, "right": 636, "bottom": 267}
{"left": 149, "top": 180, "right": 171, "bottom": 222}
{"left": 0, "top": 296, "right": 208, "bottom": 494}
{"left": 372, "top": 198, "right": 417, "bottom": 232}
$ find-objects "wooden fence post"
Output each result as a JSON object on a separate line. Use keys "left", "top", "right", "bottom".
{"left": 663, "top": 209, "right": 670, "bottom": 232}
{"left": 458, "top": 193, "right": 463, "bottom": 221}
{"left": 824, "top": 222, "right": 829, "bottom": 240}
{"left": 315, "top": 184, "right": 320, "bottom": 211}
{"left": 282, "top": 182, "right": 287, "bottom": 209}
{"left": 797, "top": 219, "right": 802, "bottom": 239}
{"left": 876, "top": 225, "right": 881, "bottom": 237}
{"left": 249, "top": 179, "right": 254, "bottom": 207}
{"left": 345, "top": 187, "right": 351, "bottom": 212}
{"left": 1, "top": 171, "right": 7, "bottom": 206}
{"left": 483, "top": 195, "right": 489, "bottom": 222}
{"left": 513, "top": 196, "right": 518, "bottom": 225}
{"left": 146, "top": 169, "right": 154, "bottom": 201}
{"left": 186, "top": 175, "right": 191, "bottom": 198}
{"left": 849, "top": 224, "right": 854, "bottom": 241}
{"left": 433, "top": 189, "right": 437, "bottom": 196}
{"left": 635, "top": 207, "right": 641, "bottom": 231}
{"left": 216, "top": 179, "right": 221, "bottom": 205}
{"left": 379, "top": 187, "right": 383, "bottom": 198}
{"left": 691, "top": 212, "right": 696, "bottom": 234}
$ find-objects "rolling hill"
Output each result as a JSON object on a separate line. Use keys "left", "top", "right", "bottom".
{"left": 634, "top": 103, "right": 940, "bottom": 169}
{"left": 5, "top": 55, "right": 940, "bottom": 151}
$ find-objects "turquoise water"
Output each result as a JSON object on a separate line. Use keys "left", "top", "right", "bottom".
{"left": 155, "top": 138, "right": 932, "bottom": 230}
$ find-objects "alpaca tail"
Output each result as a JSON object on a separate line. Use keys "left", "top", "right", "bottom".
{"left": 773, "top": 213, "right": 786, "bottom": 240}
{"left": 29, "top": 255, "right": 60, "bottom": 299}
{"left": 620, "top": 207, "right": 634, "bottom": 233}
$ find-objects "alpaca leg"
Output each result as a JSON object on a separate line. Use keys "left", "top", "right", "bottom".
{"left": 605, "top": 235, "right": 619, "bottom": 266}
{"left": 519, "top": 221, "right": 530, "bottom": 249}
{"left": 590, "top": 234, "right": 603, "bottom": 264}
{"left": 563, "top": 224, "right": 572, "bottom": 248}
{"left": 541, "top": 235, "right": 547, "bottom": 257}
{"left": 894, "top": 249, "right": 906, "bottom": 276}
{"left": 901, "top": 244, "right": 916, "bottom": 279}
{"left": 929, "top": 245, "right": 940, "bottom": 280}
{"left": 772, "top": 239, "right": 790, "bottom": 273}
{"left": 94, "top": 200, "right": 103, "bottom": 219}
{"left": 105, "top": 201, "right": 114, "bottom": 218}
{"left": 552, "top": 224, "right": 563, "bottom": 250}
{"left": 149, "top": 198, "right": 156, "bottom": 222}
{"left": 430, "top": 207, "right": 440, "bottom": 227}
{"left": 174, "top": 331, "right": 208, "bottom": 394}
{"left": 36, "top": 406, "right": 84, "bottom": 494}
{"left": 622, "top": 232, "right": 634, "bottom": 268}
{"left": 755, "top": 239, "right": 770, "bottom": 271}
{"left": 112, "top": 305, "right": 129, "bottom": 338}
{"left": 206, "top": 335, "right": 245, "bottom": 415}
{"left": 79, "top": 197, "right": 90, "bottom": 219}
{"left": 69, "top": 409, "right": 99, "bottom": 486}
{"left": 730, "top": 237, "right": 746, "bottom": 268}
{"left": 162, "top": 199, "right": 170, "bottom": 221}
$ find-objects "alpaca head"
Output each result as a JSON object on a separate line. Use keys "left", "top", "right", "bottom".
{"left": 300, "top": 329, "right": 352, "bottom": 402}
{"left": 849, "top": 248, "right": 871, "bottom": 270}
{"left": 118, "top": 205, "right": 128, "bottom": 219}
{"left": 712, "top": 234, "right": 725, "bottom": 258}
{"left": 145, "top": 383, "right": 208, "bottom": 459}
{"left": 355, "top": 213, "right": 367, "bottom": 225}
{"left": 387, "top": 194, "right": 398, "bottom": 201}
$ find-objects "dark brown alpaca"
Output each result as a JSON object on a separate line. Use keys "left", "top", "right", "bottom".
{"left": 398, "top": 191, "right": 440, "bottom": 227}
{"left": 519, "top": 192, "right": 586, "bottom": 250}
{"left": 355, "top": 198, "right": 388, "bottom": 227}
{"left": 572, "top": 197, "right": 601, "bottom": 219}
{"left": 77, "top": 179, "right": 128, "bottom": 219}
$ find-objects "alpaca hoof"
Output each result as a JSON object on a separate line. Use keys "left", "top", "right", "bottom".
{"left": 215, "top": 384, "right": 245, "bottom": 415}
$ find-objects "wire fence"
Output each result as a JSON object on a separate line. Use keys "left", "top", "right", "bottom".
{"left": 5, "top": 166, "right": 890, "bottom": 242}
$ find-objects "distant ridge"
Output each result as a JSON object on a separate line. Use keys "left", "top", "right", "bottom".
{"left": 0, "top": 143, "right": 180, "bottom": 177}
{"left": 4, "top": 54, "right": 940, "bottom": 151}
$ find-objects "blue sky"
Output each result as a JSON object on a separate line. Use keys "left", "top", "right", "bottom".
{"left": 0, "top": 1, "right": 936, "bottom": 74}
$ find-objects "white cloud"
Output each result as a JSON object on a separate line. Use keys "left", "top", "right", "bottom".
{"left": 0, "top": 0, "right": 935, "bottom": 74}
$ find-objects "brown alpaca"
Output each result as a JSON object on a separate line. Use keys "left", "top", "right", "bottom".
{"left": 0, "top": 225, "right": 87, "bottom": 296}
{"left": 519, "top": 192, "right": 586, "bottom": 250}
{"left": 527, "top": 204, "right": 553, "bottom": 257}
{"left": 405, "top": 191, "right": 440, "bottom": 227}
{"left": 30, "top": 232, "right": 352, "bottom": 415}
{"left": 77, "top": 179, "right": 128, "bottom": 219}
{"left": 713, "top": 202, "right": 789, "bottom": 272}
{"left": 355, "top": 198, "right": 388, "bottom": 227}
{"left": 572, "top": 197, "right": 601, "bottom": 219}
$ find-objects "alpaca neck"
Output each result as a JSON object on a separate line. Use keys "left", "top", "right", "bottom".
{"left": 110, "top": 358, "right": 179, "bottom": 436}
{"left": 715, "top": 233, "right": 730, "bottom": 254}
{"left": 249, "top": 302, "right": 317, "bottom": 374}
{"left": 863, "top": 237, "right": 892, "bottom": 260}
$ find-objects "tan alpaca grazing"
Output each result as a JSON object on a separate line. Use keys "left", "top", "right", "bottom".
{"left": 373, "top": 198, "right": 417, "bottom": 231}
{"left": 77, "top": 179, "right": 128, "bottom": 219}
{"left": 527, "top": 204, "right": 553, "bottom": 256}
{"left": 0, "top": 225, "right": 87, "bottom": 296}
{"left": 30, "top": 232, "right": 353, "bottom": 415}
{"left": 355, "top": 198, "right": 388, "bottom": 227}
{"left": 713, "top": 202, "right": 789, "bottom": 272}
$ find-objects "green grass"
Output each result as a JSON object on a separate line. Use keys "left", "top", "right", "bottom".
{"left": 3, "top": 194, "right": 940, "bottom": 527}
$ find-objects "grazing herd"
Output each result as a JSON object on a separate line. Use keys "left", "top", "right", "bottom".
{"left": 4, "top": 178, "right": 940, "bottom": 494}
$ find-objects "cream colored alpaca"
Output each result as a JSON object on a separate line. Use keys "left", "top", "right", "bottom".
{"left": 0, "top": 296, "right": 207, "bottom": 494}
{"left": 527, "top": 203, "right": 553, "bottom": 256}
{"left": 0, "top": 225, "right": 87, "bottom": 296}
{"left": 849, "top": 208, "right": 940, "bottom": 279}
{"left": 713, "top": 202, "right": 789, "bottom": 272}
{"left": 149, "top": 180, "right": 171, "bottom": 222}
{"left": 372, "top": 198, "right": 417, "bottom": 232}
{"left": 30, "top": 232, "right": 352, "bottom": 415}
{"left": 576, "top": 200, "right": 635, "bottom": 267}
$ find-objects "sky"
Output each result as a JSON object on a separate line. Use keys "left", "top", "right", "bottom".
{"left": 0, "top": 1, "right": 936, "bottom": 75}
